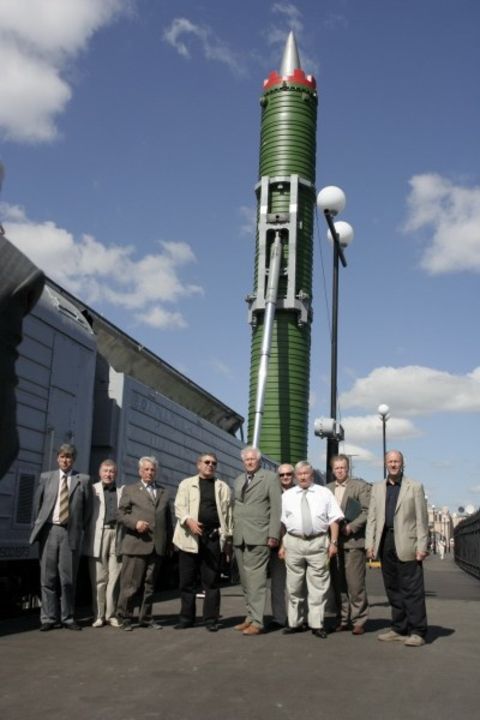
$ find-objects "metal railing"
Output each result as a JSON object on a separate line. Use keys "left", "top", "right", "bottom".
{"left": 454, "top": 510, "right": 480, "bottom": 579}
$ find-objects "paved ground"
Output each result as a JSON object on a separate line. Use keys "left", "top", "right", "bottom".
{"left": 1, "top": 554, "right": 479, "bottom": 720}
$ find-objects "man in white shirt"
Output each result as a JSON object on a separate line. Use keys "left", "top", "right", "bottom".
{"left": 279, "top": 461, "right": 343, "bottom": 637}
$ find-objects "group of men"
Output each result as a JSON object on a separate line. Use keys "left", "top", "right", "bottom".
{"left": 29, "top": 443, "right": 429, "bottom": 647}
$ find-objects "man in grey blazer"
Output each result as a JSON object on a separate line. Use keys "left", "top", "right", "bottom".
{"left": 366, "top": 450, "right": 429, "bottom": 647}
{"left": 29, "top": 443, "right": 92, "bottom": 631}
{"left": 116, "top": 456, "right": 172, "bottom": 631}
{"left": 83, "top": 459, "right": 123, "bottom": 628}
{"left": 233, "top": 446, "right": 282, "bottom": 635}
{"left": 327, "top": 454, "right": 371, "bottom": 635}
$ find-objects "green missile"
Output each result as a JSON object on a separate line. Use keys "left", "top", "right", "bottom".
{"left": 247, "top": 32, "right": 317, "bottom": 463}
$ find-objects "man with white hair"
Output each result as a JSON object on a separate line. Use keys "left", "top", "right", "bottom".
{"left": 117, "top": 456, "right": 172, "bottom": 631}
{"left": 232, "top": 446, "right": 281, "bottom": 635}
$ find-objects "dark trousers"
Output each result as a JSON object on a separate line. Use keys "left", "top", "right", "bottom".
{"left": 380, "top": 529, "right": 427, "bottom": 637}
{"left": 117, "top": 552, "right": 162, "bottom": 623}
{"left": 178, "top": 535, "right": 221, "bottom": 624}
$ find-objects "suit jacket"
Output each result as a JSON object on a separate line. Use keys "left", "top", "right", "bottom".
{"left": 173, "top": 474, "right": 233, "bottom": 553}
{"left": 327, "top": 478, "right": 371, "bottom": 549}
{"left": 118, "top": 482, "right": 171, "bottom": 557}
{"left": 29, "top": 469, "right": 92, "bottom": 550}
{"left": 83, "top": 481, "right": 124, "bottom": 558}
{"left": 365, "top": 476, "right": 429, "bottom": 562}
{"left": 232, "top": 468, "right": 281, "bottom": 546}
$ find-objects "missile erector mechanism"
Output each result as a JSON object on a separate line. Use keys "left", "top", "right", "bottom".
{"left": 247, "top": 32, "right": 317, "bottom": 463}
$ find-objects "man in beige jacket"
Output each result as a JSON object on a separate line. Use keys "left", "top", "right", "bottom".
{"left": 366, "top": 450, "right": 429, "bottom": 647}
{"left": 173, "top": 452, "right": 232, "bottom": 631}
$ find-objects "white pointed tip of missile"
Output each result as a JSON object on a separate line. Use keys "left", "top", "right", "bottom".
{"left": 279, "top": 31, "right": 301, "bottom": 75}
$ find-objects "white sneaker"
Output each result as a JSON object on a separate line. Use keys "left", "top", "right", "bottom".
{"left": 404, "top": 634, "right": 426, "bottom": 647}
{"left": 92, "top": 618, "right": 104, "bottom": 628}
{"left": 377, "top": 630, "right": 405, "bottom": 642}
{"left": 108, "top": 617, "right": 121, "bottom": 628}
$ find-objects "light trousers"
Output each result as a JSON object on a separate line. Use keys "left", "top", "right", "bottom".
{"left": 88, "top": 527, "right": 122, "bottom": 621}
{"left": 284, "top": 533, "right": 330, "bottom": 630}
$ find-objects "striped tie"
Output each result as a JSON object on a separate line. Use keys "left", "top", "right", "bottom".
{"left": 58, "top": 474, "right": 69, "bottom": 524}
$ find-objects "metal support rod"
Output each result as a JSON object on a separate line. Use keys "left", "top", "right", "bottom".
{"left": 324, "top": 210, "right": 347, "bottom": 480}
{"left": 382, "top": 418, "right": 387, "bottom": 478}
{"left": 252, "top": 232, "right": 283, "bottom": 448}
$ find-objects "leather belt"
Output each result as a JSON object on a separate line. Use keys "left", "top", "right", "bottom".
{"left": 288, "top": 531, "right": 325, "bottom": 540}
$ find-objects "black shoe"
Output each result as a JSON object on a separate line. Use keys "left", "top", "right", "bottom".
{"left": 40, "top": 622, "right": 55, "bottom": 632}
{"left": 206, "top": 622, "right": 221, "bottom": 632}
{"left": 312, "top": 628, "right": 327, "bottom": 639}
{"left": 63, "top": 622, "right": 82, "bottom": 631}
{"left": 174, "top": 621, "right": 194, "bottom": 629}
{"left": 283, "top": 625, "right": 304, "bottom": 634}
{"left": 267, "top": 620, "right": 285, "bottom": 631}
{"left": 121, "top": 621, "right": 133, "bottom": 631}
{"left": 140, "top": 620, "right": 163, "bottom": 629}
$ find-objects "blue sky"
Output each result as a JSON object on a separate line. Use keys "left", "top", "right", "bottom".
{"left": 1, "top": 0, "right": 479, "bottom": 512}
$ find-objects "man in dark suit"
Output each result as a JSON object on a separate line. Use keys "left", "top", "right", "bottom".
{"left": 327, "top": 454, "right": 371, "bottom": 635}
{"left": 29, "top": 443, "right": 92, "bottom": 631}
{"left": 117, "top": 456, "right": 172, "bottom": 631}
{"left": 232, "top": 446, "right": 281, "bottom": 636}
{"left": 366, "top": 450, "right": 429, "bottom": 647}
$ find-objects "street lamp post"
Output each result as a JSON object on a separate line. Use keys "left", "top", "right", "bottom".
{"left": 314, "top": 186, "right": 353, "bottom": 481}
{"left": 378, "top": 403, "right": 390, "bottom": 478}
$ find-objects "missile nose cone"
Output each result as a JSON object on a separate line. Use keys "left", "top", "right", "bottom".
{"left": 279, "top": 31, "right": 301, "bottom": 75}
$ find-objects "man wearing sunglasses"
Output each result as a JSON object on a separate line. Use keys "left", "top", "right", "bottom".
{"left": 173, "top": 452, "right": 233, "bottom": 631}
{"left": 268, "top": 464, "right": 295, "bottom": 629}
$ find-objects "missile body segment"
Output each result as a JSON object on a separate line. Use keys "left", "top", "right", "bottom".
{"left": 247, "top": 33, "right": 317, "bottom": 463}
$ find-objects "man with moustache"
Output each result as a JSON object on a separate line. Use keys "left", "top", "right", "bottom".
{"left": 173, "top": 452, "right": 232, "bottom": 631}
{"left": 84, "top": 459, "right": 123, "bottom": 628}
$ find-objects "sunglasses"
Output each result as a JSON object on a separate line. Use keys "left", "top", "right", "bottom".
{"left": 203, "top": 460, "right": 217, "bottom": 466}
{"left": 279, "top": 472, "right": 293, "bottom": 477}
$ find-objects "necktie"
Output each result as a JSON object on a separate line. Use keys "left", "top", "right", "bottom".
{"left": 241, "top": 473, "right": 254, "bottom": 500}
{"left": 147, "top": 485, "right": 156, "bottom": 501}
{"left": 58, "top": 474, "right": 69, "bottom": 524}
{"left": 301, "top": 489, "right": 313, "bottom": 537}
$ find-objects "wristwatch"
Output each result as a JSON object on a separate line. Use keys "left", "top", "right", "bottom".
{"left": 330, "top": 540, "right": 338, "bottom": 546}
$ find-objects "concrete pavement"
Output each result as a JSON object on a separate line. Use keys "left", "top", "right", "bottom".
{"left": 1, "top": 554, "right": 479, "bottom": 720}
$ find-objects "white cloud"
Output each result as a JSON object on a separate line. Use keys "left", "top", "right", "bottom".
{"left": 138, "top": 307, "right": 187, "bottom": 330}
{"left": 469, "top": 485, "right": 480, "bottom": 495}
{"left": 340, "top": 365, "right": 480, "bottom": 416}
{"left": 1, "top": 202, "right": 202, "bottom": 330}
{"left": 404, "top": 173, "right": 480, "bottom": 274}
{"left": 271, "top": 3, "right": 304, "bottom": 36}
{"left": 0, "top": 0, "right": 128, "bottom": 142}
{"left": 341, "top": 415, "right": 420, "bottom": 444}
{"left": 268, "top": 2, "right": 319, "bottom": 76}
{"left": 337, "top": 443, "right": 378, "bottom": 465}
{"left": 163, "top": 17, "right": 245, "bottom": 76}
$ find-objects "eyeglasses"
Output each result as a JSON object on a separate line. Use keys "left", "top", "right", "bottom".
{"left": 203, "top": 460, "right": 217, "bottom": 466}
{"left": 279, "top": 472, "right": 293, "bottom": 477}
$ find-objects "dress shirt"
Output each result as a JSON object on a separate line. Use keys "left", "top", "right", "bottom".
{"left": 52, "top": 473, "right": 71, "bottom": 524}
{"left": 385, "top": 476, "right": 402, "bottom": 529}
{"left": 142, "top": 481, "right": 156, "bottom": 500}
{"left": 281, "top": 484, "right": 344, "bottom": 535}
{"left": 334, "top": 480, "right": 347, "bottom": 505}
